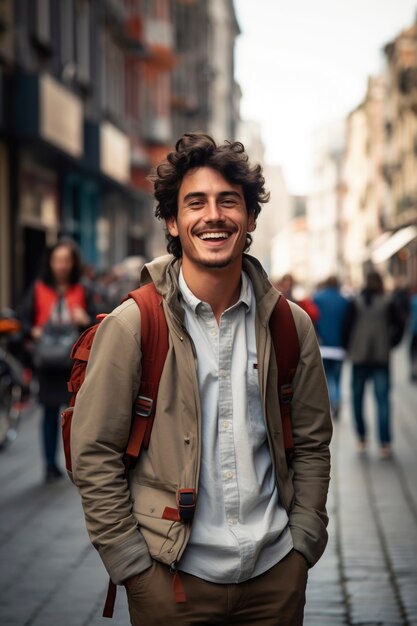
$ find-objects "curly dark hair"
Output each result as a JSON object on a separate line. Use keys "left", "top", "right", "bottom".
{"left": 150, "top": 132, "right": 270, "bottom": 258}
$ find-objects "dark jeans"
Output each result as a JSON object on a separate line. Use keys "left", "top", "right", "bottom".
{"left": 42, "top": 405, "right": 61, "bottom": 469}
{"left": 322, "top": 359, "right": 343, "bottom": 411}
{"left": 351, "top": 364, "right": 391, "bottom": 444}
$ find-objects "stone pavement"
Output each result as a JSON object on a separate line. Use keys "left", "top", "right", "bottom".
{"left": 304, "top": 343, "right": 417, "bottom": 626}
{"left": 0, "top": 341, "right": 416, "bottom": 626}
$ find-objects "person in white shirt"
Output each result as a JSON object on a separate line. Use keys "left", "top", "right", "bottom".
{"left": 71, "top": 133, "right": 332, "bottom": 626}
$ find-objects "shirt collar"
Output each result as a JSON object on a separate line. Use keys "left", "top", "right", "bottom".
{"left": 179, "top": 268, "right": 252, "bottom": 315}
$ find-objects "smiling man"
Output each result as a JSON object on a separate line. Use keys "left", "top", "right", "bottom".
{"left": 167, "top": 166, "right": 255, "bottom": 321}
{"left": 71, "top": 133, "right": 332, "bottom": 626}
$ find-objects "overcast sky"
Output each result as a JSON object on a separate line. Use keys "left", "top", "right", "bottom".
{"left": 234, "top": 1, "right": 417, "bottom": 194}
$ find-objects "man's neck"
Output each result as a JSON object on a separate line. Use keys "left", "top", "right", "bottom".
{"left": 181, "top": 261, "right": 242, "bottom": 323}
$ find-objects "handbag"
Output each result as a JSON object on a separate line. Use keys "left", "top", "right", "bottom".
{"left": 34, "top": 322, "right": 79, "bottom": 371}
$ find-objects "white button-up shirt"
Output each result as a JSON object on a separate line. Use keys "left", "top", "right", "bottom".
{"left": 178, "top": 270, "right": 293, "bottom": 583}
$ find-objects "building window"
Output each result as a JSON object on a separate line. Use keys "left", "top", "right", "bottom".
{"left": 32, "top": 0, "right": 52, "bottom": 49}
{"left": 0, "top": 0, "right": 14, "bottom": 63}
{"left": 60, "top": 0, "right": 75, "bottom": 76}
{"left": 102, "top": 30, "right": 125, "bottom": 122}
{"left": 75, "top": 0, "right": 91, "bottom": 86}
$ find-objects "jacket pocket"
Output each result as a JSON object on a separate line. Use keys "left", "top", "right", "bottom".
{"left": 130, "top": 482, "right": 181, "bottom": 559}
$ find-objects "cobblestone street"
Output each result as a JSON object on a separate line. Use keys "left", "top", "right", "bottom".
{"left": 0, "top": 342, "right": 416, "bottom": 626}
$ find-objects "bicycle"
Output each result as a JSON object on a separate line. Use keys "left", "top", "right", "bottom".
{"left": 0, "top": 311, "right": 33, "bottom": 449}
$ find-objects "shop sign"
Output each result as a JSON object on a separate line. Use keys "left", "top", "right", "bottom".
{"left": 100, "top": 122, "right": 130, "bottom": 183}
{"left": 40, "top": 74, "right": 83, "bottom": 157}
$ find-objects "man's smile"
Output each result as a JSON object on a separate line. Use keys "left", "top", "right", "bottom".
{"left": 198, "top": 231, "right": 232, "bottom": 241}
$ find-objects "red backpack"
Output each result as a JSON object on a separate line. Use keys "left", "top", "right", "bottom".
{"left": 61, "top": 283, "right": 167, "bottom": 479}
{"left": 61, "top": 282, "right": 300, "bottom": 618}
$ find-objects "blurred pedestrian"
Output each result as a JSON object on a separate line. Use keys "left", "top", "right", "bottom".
{"left": 314, "top": 276, "right": 349, "bottom": 419}
{"left": 343, "top": 271, "right": 405, "bottom": 458}
{"left": 106, "top": 255, "right": 146, "bottom": 310}
{"left": 20, "top": 239, "right": 95, "bottom": 482}
{"left": 275, "top": 274, "right": 320, "bottom": 326}
{"left": 392, "top": 276, "right": 410, "bottom": 331}
{"left": 409, "top": 288, "right": 417, "bottom": 382}
{"left": 276, "top": 273, "right": 295, "bottom": 300}
{"left": 82, "top": 264, "right": 112, "bottom": 313}
{"left": 70, "top": 132, "right": 332, "bottom": 625}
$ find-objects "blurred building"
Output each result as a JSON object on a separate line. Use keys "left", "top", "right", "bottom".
{"left": 237, "top": 119, "right": 264, "bottom": 163}
{"left": 0, "top": 0, "right": 153, "bottom": 305}
{"left": 377, "top": 18, "right": 417, "bottom": 284}
{"left": 273, "top": 15, "right": 417, "bottom": 293}
{"left": 206, "top": 0, "right": 240, "bottom": 141}
{"left": 306, "top": 120, "right": 345, "bottom": 286}
{"left": 235, "top": 120, "right": 293, "bottom": 277}
{"left": 270, "top": 196, "right": 309, "bottom": 284}
{"left": 254, "top": 163, "right": 292, "bottom": 276}
{"left": 0, "top": 0, "right": 13, "bottom": 308}
{"left": 171, "top": 0, "right": 210, "bottom": 139}
{"left": 172, "top": 0, "right": 239, "bottom": 142}
{"left": 341, "top": 76, "right": 387, "bottom": 289}
{"left": 0, "top": 0, "right": 241, "bottom": 308}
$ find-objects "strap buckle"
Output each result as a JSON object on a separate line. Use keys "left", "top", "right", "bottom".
{"left": 135, "top": 395, "right": 153, "bottom": 417}
{"left": 177, "top": 489, "right": 196, "bottom": 523}
{"left": 280, "top": 384, "right": 293, "bottom": 404}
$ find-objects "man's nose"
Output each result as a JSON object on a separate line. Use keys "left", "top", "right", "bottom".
{"left": 205, "top": 199, "right": 224, "bottom": 221}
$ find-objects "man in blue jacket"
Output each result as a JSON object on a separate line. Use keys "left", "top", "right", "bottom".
{"left": 314, "top": 276, "right": 349, "bottom": 419}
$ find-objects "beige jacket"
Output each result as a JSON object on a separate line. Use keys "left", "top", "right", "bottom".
{"left": 71, "top": 254, "right": 332, "bottom": 585}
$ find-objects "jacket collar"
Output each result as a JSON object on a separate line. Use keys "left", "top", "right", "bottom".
{"left": 140, "top": 253, "right": 280, "bottom": 323}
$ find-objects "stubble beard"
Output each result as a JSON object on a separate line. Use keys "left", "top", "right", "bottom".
{"left": 195, "top": 245, "right": 243, "bottom": 270}
{"left": 200, "top": 259, "right": 233, "bottom": 269}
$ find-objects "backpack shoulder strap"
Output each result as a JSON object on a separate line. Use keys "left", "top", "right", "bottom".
{"left": 124, "top": 283, "right": 169, "bottom": 466}
{"left": 269, "top": 295, "right": 300, "bottom": 459}
{"left": 102, "top": 284, "right": 169, "bottom": 619}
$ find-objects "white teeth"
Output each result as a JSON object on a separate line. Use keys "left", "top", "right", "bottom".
{"left": 199, "top": 232, "right": 229, "bottom": 240}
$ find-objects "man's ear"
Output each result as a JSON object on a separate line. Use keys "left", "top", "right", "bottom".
{"left": 166, "top": 217, "right": 179, "bottom": 237}
{"left": 248, "top": 213, "right": 256, "bottom": 233}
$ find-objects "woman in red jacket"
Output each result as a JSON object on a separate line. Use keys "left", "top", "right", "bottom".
{"left": 21, "top": 239, "right": 95, "bottom": 482}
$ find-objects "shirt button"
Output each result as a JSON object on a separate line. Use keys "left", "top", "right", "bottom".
{"left": 223, "top": 421, "right": 229, "bottom": 429}
{"left": 226, "top": 470, "right": 233, "bottom": 479}
{"left": 228, "top": 518, "right": 237, "bottom": 526}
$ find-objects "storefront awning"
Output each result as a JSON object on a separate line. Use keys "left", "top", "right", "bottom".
{"left": 371, "top": 225, "right": 417, "bottom": 264}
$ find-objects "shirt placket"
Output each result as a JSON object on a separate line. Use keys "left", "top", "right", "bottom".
{"left": 217, "top": 313, "right": 240, "bottom": 536}
{"left": 226, "top": 307, "right": 258, "bottom": 581}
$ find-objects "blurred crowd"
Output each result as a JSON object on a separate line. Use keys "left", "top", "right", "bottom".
{"left": 275, "top": 270, "right": 417, "bottom": 459}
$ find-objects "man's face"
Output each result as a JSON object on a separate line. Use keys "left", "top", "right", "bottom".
{"left": 166, "top": 167, "right": 255, "bottom": 273}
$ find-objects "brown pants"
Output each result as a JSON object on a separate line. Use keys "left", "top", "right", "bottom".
{"left": 125, "top": 549, "right": 308, "bottom": 626}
